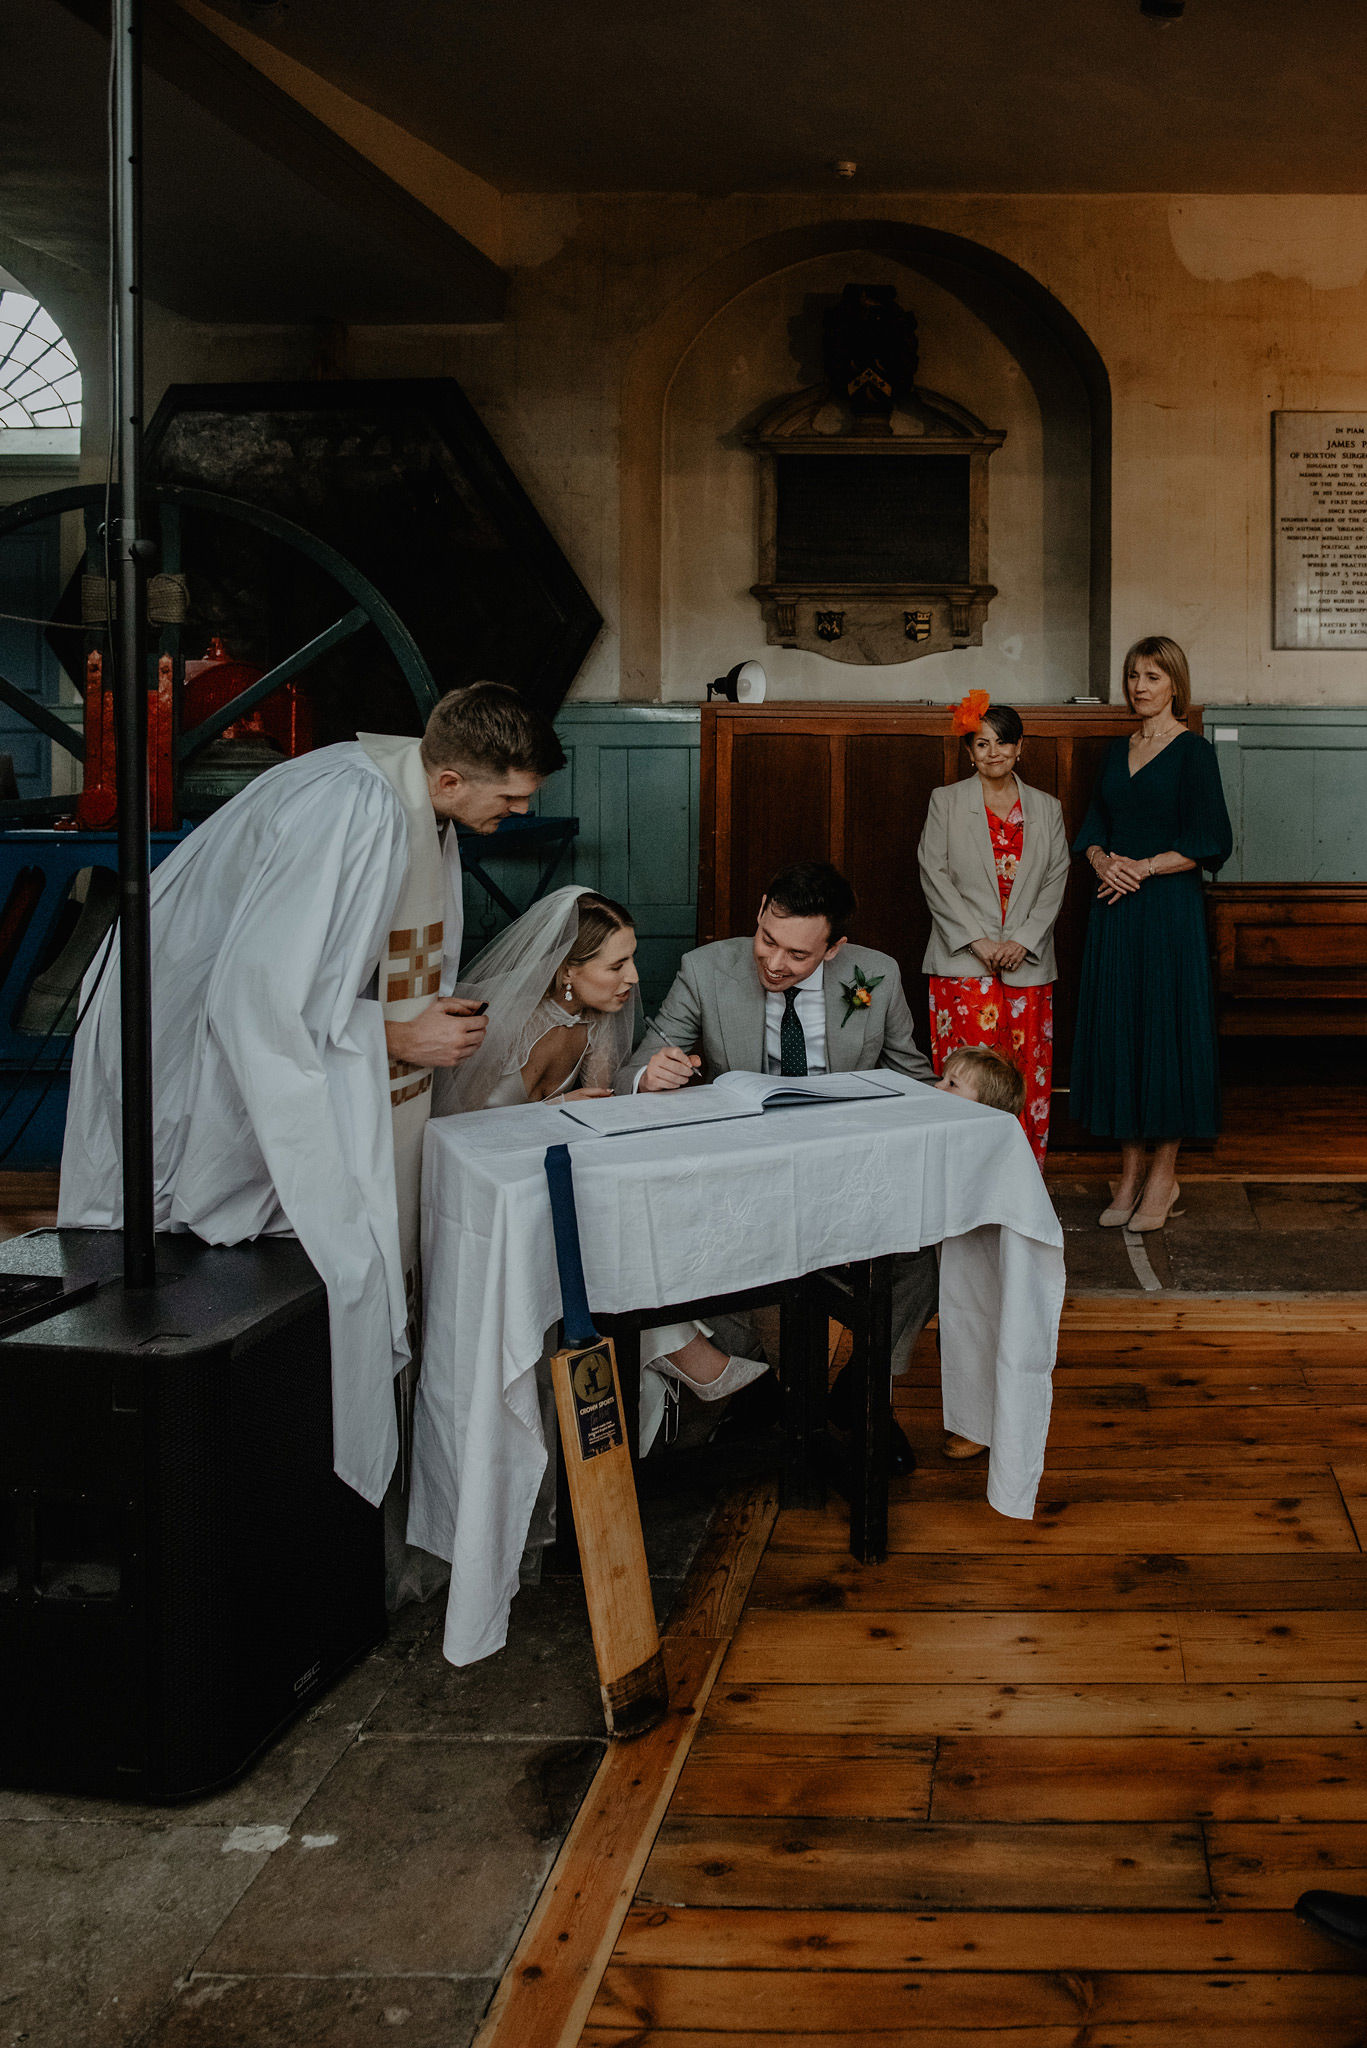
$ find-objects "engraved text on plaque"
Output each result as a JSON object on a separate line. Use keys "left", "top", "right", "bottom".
{"left": 1274, "top": 411, "right": 1367, "bottom": 649}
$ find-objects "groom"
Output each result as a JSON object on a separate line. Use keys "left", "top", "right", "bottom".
{"left": 617, "top": 860, "right": 937, "bottom": 1474}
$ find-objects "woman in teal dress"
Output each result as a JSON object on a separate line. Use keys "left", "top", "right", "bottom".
{"left": 1072, "top": 636, "right": 1233, "bottom": 1231}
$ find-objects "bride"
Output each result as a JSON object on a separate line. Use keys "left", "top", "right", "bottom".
{"left": 435, "top": 886, "right": 767, "bottom": 1436}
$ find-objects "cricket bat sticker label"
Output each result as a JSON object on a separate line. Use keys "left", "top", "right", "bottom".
{"left": 570, "top": 1343, "right": 624, "bottom": 1459}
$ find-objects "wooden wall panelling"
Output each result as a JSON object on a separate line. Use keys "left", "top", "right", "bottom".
{"left": 1208, "top": 884, "right": 1367, "bottom": 1036}
{"left": 727, "top": 727, "right": 834, "bottom": 932}
{"left": 843, "top": 731, "right": 946, "bottom": 1030}
{"left": 697, "top": 703, "right": 1201, "bottom": 1082}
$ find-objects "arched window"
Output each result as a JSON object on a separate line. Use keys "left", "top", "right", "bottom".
{"left": 0, "top": 288, "right": 81, "bottom": 458}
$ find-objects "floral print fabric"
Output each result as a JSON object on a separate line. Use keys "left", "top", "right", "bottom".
{"left": 928, "top": 797, "right": 1053, "bottom": 1163}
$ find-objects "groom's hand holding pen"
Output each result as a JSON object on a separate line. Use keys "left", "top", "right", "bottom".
{"left": 640, "top": 1047, "right": 703, "bottom": 1092}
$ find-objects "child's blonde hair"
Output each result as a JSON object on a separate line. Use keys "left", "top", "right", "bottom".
{"left": 943, "top": 1045, "right": 1026, "bottom": 1117}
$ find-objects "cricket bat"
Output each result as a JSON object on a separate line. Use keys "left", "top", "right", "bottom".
{"left": 544, "top": 1142, "right": 668, "bottom": 1738}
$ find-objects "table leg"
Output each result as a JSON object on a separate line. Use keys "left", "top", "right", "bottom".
{"left": 849, "top": 1257, "right": 893, "bottom": 1564}
{"left": 779, "top": 1275, "right": 826, "bottom": 1511}
{"left": 614, "top": 1322, "right": 642, "bottom": 1470}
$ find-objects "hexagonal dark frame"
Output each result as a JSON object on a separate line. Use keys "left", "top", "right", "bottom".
{"left": 144, "top": 378, "right": 601, "bottom": 723}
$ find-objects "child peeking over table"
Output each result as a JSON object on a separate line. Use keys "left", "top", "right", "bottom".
{"left": 933, "top": 1044, "right": 1030, "bottom": 1464}
{"left": 935, "top": 1043, "right": 1027, "bottom": 1119}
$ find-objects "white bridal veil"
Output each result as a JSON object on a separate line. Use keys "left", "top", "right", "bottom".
{"left": 433, "top": 884, "right": 641, "bottom": 1114}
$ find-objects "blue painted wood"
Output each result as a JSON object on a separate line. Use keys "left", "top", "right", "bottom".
{"left": 0, "top": 830, "right": 187, "bottom": 1167}
{"left": 0, "top": 521, "right": 62, "bottom": 797}
{"left": 460, "top": 704, "right": 701, "bottom": 1010}
{"left": 1207, "top": 706, "right": 1367, "bottom": 883}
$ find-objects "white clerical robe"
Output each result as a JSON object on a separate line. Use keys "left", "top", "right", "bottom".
{"left": 58, "top": 739, "right": 464, "bottom": 1507}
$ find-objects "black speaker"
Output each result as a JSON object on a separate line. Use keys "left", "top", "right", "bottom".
{"left": 0, "top": 1229, "right": 385, "bottom": 1802}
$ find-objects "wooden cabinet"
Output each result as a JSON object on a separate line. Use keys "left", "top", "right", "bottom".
{"left": 698, "top": 701, "right": 1202, "bottom": 1071}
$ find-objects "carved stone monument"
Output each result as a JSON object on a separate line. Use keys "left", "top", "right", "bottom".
{"left": 747, "top": 285, "right": 1004, "bottom": 665}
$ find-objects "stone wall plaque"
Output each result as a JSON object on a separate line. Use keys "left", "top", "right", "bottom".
{"left": 1274, "top": 411, "right": 1367, "bottom": 649}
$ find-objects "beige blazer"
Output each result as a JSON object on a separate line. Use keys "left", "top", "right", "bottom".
{"left": 917, "top": 774, "right": 1071, "bottom": 986}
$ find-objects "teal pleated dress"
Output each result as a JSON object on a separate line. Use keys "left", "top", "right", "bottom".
{"left": 1070, "top": 732, "right": 1233, "bottom": 1141}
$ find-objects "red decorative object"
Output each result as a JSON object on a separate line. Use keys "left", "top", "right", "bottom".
{"left": 182, "top": 637, "right": 314, "bottom": 760}
{"left": 75, "top": 650, "right": 117, "bottom": 830}
{"left": 950, "top": 688, "right": 991, "bottom": 736}
{"left": 75, "top": 635, "right": 317, "bottom": 833}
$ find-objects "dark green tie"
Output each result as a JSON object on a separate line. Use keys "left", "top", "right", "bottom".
{"left": 780, "top": 988, "right": 808, "bottom": 1076}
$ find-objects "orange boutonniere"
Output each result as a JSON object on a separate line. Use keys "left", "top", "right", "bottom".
{"left": 951, "top": 688, "right": 991, "bottom": 736}
{"left": 840, "top": 964, "right": 884, "bottom": 1025}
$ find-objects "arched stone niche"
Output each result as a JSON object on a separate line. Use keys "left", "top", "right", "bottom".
{"left": 620, "top": 220, "right": 1110, "bottom": 704}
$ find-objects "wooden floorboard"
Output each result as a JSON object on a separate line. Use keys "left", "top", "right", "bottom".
{"left": 580, "top": 2028, "right": 1367, "bottom": 2048}
{"left": 749, "top": 1550, "right": 1367, "bottom": 1610}
{"left": 571, "top": 1291, "right": 1367, "bottom": 2044}
{"left": 772, "top": 1495, "right": 1360, "bottom": 1551}
{"left": 702, "top": 1682, "right": 1367, "bottom": 1739}
{"left": 590, "top": 1963, "right": 1367, "bottom": 2029}
{"left": 610, "top": 1905, "right": 1339, "bottom": 1971}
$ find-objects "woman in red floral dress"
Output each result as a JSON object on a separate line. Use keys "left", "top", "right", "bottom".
{"left": 917, "top": 699, "right": 1072, "bottom": 1163}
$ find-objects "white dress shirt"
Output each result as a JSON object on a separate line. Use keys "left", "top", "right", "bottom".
{"left": 764, "top": 961, "right": 828, "bottom": 1075}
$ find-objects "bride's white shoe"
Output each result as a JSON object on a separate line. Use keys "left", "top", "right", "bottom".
{"left": 646, "top": 1350, "right": 769, "bottom": 1403}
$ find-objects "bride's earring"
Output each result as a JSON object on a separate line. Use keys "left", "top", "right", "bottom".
{"left": 563, "top": 975, "right": 574, "bottom": 1005}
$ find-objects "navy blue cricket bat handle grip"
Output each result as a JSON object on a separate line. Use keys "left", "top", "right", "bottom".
{"left": 544, "top": 1143, "right": 598, "bottom": 1350}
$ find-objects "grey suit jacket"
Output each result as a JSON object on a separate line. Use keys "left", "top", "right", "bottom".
{"left": 616, "top": 937, "right": 935, "bottom": 1091}
{"left": 917, "top": 774, "right": 1071, "bottom": 985}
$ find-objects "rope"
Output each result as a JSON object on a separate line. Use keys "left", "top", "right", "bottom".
{"left": 0, "top": 567, "right": 190, "bottom": 632}
{"left": 0, "top": 609, "right": 103, "bottom": 632}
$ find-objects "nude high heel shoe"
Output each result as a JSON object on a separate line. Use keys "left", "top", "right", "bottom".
{"left": 1098, "top": 1190, "right": 1138, "bottom": 1227}
{"left": 1128, "top": 1182, "right": 1184, "bottom": 1232}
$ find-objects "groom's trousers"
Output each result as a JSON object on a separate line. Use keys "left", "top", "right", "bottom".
{"left": 889, "top": 1244, "right": 940, "bottom": 1375}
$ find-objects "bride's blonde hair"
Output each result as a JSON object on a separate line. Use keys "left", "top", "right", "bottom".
{"left": 555, "top": 893, "right": 634, "bottom": 1001}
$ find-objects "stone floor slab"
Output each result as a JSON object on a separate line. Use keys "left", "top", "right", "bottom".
{"left": 366, "top": 1581, "right": 608, "bottom": 1738}
{"left": 0, "top": 1820, "right": 277, "bottom": 2048}
{"left": 0, "top": 1600, "right": 442, "bottom": 1828}
{"left": 199, "top": 1734, "right": 602, "bottom": 1978}
{"left": 1249, "top": 1182, "right": 1367, "bottom": 1231}
{"left": 1166, "top": 1181, "right": 1260, "bottom": 1229}
{"left": 1166, "top": 1229, "right": 1366, "bottom": 1292}
{"left": 139, "top": 1973, "right": 494, "bottom": 2048}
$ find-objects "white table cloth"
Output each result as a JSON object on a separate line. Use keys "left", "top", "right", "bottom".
{"left": 409, "top": 1075, "right": 1065, "bottom": 1667}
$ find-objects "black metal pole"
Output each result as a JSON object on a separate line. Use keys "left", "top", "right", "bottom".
{"left": 113, "top": 0, "right": 155, "bottom": 1287}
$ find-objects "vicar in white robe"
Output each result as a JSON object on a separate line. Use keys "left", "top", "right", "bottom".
{"left": 58, "top": 683, "right": 566, "bottom": 1535}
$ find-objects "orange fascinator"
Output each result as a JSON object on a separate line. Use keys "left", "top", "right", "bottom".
{"left": 950, "top": 689, "right": 991, "bottom": 736}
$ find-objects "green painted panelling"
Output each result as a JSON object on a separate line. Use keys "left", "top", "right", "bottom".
{"left": 459, "top": 704, "right": 701, "bottom": 1009}
{"left": 1207, "top": 705, "right": 1367, "bottom": 883}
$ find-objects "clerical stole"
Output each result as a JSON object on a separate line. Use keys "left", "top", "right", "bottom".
{"left": 358, "top": 732, "right": 445, "bottom": 1398}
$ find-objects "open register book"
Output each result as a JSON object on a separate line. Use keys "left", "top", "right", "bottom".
{"left": 557, "top": 1068, "right": 899, "bottom": 1137}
